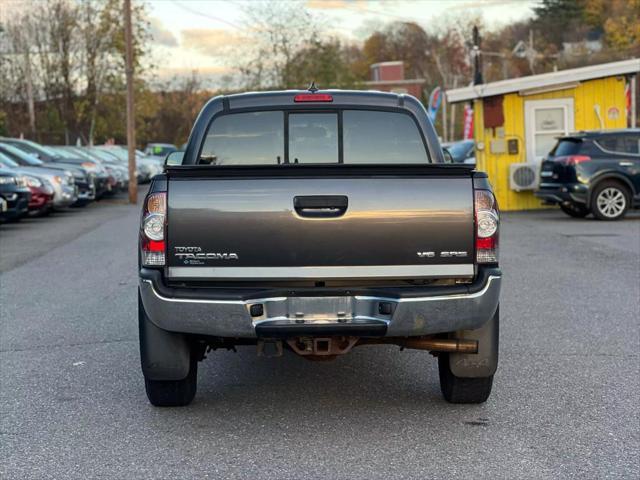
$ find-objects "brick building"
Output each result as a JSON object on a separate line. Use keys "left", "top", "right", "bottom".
{"left": 365, "top": 61, "right": 426, "bottom": 99}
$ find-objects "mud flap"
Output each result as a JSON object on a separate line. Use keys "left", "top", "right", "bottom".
{"left": 449, "top": 305, "right": 499, "bottom": 378}
{"left": 139, "top": 291, "right": 192, "bottom": 381}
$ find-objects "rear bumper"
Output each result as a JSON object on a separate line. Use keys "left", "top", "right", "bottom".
{"left": 139, "top": 267, "right": 502, "bottom": 338}
{"left": 535, "top": 182, "right": 588, "bottom": 204}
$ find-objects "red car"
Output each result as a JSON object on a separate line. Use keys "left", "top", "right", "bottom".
{"left": 25, "top": 175, "right": 55, "bottom": 216}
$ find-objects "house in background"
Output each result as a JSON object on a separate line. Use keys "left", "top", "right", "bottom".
{"left": 365, "top": 61, "right": 425, "bottom": 98}
{"left": 446, "top": 59, "right": 640, "bottom": 211}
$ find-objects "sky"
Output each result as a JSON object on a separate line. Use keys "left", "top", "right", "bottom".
{"left": 0, "top": 0, "right": 539, "bottom": 88}
{"left": 147, "top": 0, "right": 539, "bottom": 88}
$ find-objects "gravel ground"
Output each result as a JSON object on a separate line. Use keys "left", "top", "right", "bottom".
{"left": 1, "top": 199, "right": 638, "bottom": 479}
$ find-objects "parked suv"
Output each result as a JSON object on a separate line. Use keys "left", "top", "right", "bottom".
{"left": 536, "top": 130, "right": 640, "bottom": 220}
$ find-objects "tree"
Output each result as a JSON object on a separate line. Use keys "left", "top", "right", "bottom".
{"left": 583, "top": 0, "right": 640, "bottom": 55}
{"left": 286, "top": 37, "right": 361, "bottom": 89}
{"left": 237, "top": 0, "right": 320, "bottom": 89}
{"left": 0, "top": 0, "right": 150, "bottom": 144}
{"left": 532, "top": 0, "right": 587, "bottom": 47}
{"left": 362, "top": 22, "right": 434, "bottom": 84}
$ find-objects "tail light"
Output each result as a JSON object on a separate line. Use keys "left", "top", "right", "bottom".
{"left": 560, "top": 155, "right": 590, "bottom": 166}
{"left": 141, "top": 192, "right": 166, "bottom": 266}
{"left": 475, "top": 190, "right": 499, "bottom": 264}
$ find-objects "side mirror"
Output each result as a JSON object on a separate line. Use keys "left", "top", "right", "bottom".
{"left": 165, "top": 151, "right": 184, "bottom": 166}
{"left": 442, "top": 148, "right": 454, "bottom": 164}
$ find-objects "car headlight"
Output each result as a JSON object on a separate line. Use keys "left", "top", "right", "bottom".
{"left": 25, "top": 175, "right": 43, "bottom": 188}
{"left": 0, "top": 176, "right": 16, "bottom": 185}
{"left": 16, "top": 176, "right": 27, "bottom": 188}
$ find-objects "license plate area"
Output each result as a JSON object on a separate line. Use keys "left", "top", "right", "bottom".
{"left": 250, "top": 295, "right": 390, "bottom": 327}
{"left": 287, "top": 296, "right": 353, "bottom": 322}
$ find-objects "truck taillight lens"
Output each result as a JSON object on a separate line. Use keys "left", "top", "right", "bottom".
{"left": 475, "top": 190, "right": 499, "bottom": 264}
{"left": 141, "top": 192, "right": 166, "bottom": 266}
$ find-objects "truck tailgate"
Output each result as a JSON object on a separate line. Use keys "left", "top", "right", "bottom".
{"left": 166, "top": 174, "right": 474, "bottom": 280}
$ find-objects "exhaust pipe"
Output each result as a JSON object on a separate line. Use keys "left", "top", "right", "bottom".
{"left": 358, "top": 337, "right": 478, "bottom": 354}
{"left": 398, "top": 338, "right": 478, "bottom": 353}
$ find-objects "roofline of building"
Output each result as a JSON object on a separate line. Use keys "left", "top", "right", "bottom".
{"left": 370, "top": 61, "right": 404, "bottom": 68}
{"left": 446, "top": 58, "right": 640, "bottom": 103}
{"left": 365, "top": 79, "right": 426, "bottom": 86}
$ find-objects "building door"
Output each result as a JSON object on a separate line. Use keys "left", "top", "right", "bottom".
{"left": 524, "top": 98, "right": 575, "bottom": 163}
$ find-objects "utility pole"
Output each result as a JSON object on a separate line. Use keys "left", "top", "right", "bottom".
{"left": 631, "top": 75, "right": 637, "bottom": 129}
{"left": 527, "top": 29, "right": 536, "bottom": 74}
{"left": 442, "top": 91, "right": 448, "bottom": 142}
{"left": 124, "top": 0, "right": 137, "bottom": 204}
{"left": 449, "top": 76, "right": 458, "bottom": 141}
{"left": 472, "top": 25, "right": 483, "bottom": 86}
{"left": 24, "top": 49, "right": 36, "bottom": 138}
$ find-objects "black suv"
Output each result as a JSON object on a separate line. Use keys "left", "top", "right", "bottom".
{"left": 536, "top": 129, "right": 640, "bottom": 220}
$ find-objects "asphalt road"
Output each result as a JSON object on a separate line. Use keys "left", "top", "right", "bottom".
{"left": 1, "top": 198, "right": 639, "bottom": 479}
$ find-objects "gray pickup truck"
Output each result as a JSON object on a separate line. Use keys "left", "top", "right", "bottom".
{"left": 138, "top": 89, "right": 501, "bottom": 407}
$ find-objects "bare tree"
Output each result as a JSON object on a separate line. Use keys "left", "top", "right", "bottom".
{"left": 237, "top": 0, "right": 321, "bottom": 89}
{"left": 1, "top": 0, "right": 150, "bottom": 144}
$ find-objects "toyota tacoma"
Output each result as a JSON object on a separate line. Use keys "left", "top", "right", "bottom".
{"left": 138, "top": 89, "right": 502, "bottom": 406}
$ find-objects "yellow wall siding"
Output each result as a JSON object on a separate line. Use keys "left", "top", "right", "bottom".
{"left": 474, "top": 76, "right": 627, "bottom": 210}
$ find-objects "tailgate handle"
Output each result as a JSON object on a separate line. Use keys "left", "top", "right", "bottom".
{"left": 294, "top": 195, "right": 348, "bottom": 218}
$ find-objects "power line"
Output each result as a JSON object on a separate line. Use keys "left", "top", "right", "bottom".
{"left": 169, "top": 0, "right": 244, "bottom": 30}
{"left": 340, "top": 0, "right": 537, "bottom": 24}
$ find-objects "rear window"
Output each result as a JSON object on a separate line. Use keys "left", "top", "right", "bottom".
{"left": 289, "top": 113, "right": 338, "bottom": 164}
{"left": 149, "top": 145, "right": 176, "bottom": 156}
{"left": 201, "top": 111, "right": 284, "bottom": 165}
{"left": 551, "top": 139, "right": 582, "bottom": 156}
{"left": 343, "top": 110, "right": 428, "bottom": 164}
{"left": 199, "top": 109, "right": 429, "bottom": 165}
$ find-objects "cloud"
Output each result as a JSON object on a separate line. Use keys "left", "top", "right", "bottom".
{"left": 181, "top": 28, "right": 246, "bottom": 56}
{"left": 148, "top": 17, "right": 178, "bottom": 47}
{"left": 155, "top": 66, "right": 233, "bottom": 77}
{"left": 306, "top": 0, "right": 365, "bottom": 10}
{"left": 151, "top": 66, "right": 236, "bottom": 90}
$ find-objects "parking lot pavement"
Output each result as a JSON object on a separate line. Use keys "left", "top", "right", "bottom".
{"left": 1, "top": 205, "right": 638, "bottom": 479}
{"left": 0, "top": 195, "right": 141, "bottom": 273}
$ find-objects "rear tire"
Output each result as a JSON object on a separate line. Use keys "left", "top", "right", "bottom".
{"left": 139, "top": 292, "right": 197, "bottom": 407}
{"left": 144, "top": 360, "right": 197, "bottom": 407}
{"left": 560, "top": 203, "right": 590, "bottom": 218}
{"left": 438, "top": 354, "right": 493, "bottom": 404}
{"left": 591, "top": 181, "right": 630, "bottom": 221}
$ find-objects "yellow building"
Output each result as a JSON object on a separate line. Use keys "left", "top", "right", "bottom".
{"left": 447, "top": 59, "right": 640, "bottom": 211}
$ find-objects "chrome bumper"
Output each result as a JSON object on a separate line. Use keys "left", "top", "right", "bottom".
{"left": 139, "top": 272, "right": 501, "bottom": 338}
{"left": 53, "top": 186, "right": 78, "bottom": 207}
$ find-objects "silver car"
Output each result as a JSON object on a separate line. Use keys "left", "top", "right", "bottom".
{"left": 0, "top": 152, "right": 77, "bottom": 208}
